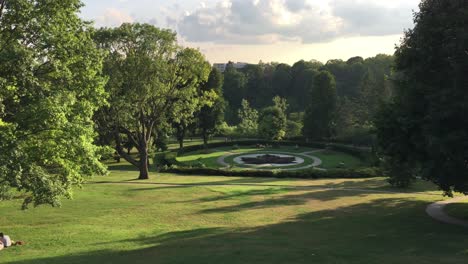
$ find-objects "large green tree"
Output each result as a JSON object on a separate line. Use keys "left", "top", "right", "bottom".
{"left": 198, "top": 67, "right": 225, "bottom": 147}
{"left": 258, "top": 106, "right": 287, "bottom": 141}
{"left": 237, "top": 99, "right": 258, "bottom": 137}
{"left": 0, "top": 0, "right": 107, "bottom": 208}
{"left": 375, "top": 0, "right": 468, "bottom": 194}
{"left": 95, "top": 23, "right": 213, "bottom": 179}
{"left": 223, "top": 66, "right": 247, "bottom": 124}
{"left": 303, "top": 71, "right": 337, "bottom": 140}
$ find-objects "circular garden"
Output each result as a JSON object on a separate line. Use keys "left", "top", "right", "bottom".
{"left": 175, "top": 144, "right": 365, "bottom": 171}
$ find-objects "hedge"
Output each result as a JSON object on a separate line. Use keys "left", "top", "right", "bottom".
{"left": 160, "top": 166, "right": 382, "bottom": 179}
{"left": 178, "top": 140, "right": 373, "bottom": 161}
{"left": 153, "top": 140, "right": 379, "bottom": 179}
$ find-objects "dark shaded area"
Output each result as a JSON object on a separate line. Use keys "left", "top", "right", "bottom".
{"left": 241, "top": 154, "right": 297, "bottom": 165}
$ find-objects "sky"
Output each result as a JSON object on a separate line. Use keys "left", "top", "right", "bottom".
{"left": 80, "top": 0, "right": 420, "bottom": 65}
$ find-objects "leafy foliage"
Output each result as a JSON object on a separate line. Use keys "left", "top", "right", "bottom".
{"left": 94, "top": 23, "right": 213, "bottom": 179}
{"left": 303, "top": 71, "right": 337, "bottom": 140}
{"left": 258, "top": 106, "right": 287, "bottom": 140}
{"left": 237, "top": 99, "right": 258, "bottom": 137}
{"left": 0, "top": 0, "right": 108, "bottom": 208}
{"left": 198, "top": 68, "right": 225, "bottom": 146}
{"left": 375, "top": 0, "right": 468, "bottom": 193}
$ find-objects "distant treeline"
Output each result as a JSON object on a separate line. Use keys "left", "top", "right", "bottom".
{"left": 221, "top": 55, "right": 393, "bottom": 124}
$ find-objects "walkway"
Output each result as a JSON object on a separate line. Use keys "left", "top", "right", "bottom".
{"left": 216, "top": 149, "right": 324, "bottom": 171}
{"left": 426, "top": 196, "right": 468, "bottom": 227}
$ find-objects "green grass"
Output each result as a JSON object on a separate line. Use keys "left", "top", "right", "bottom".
{"left": 176, "top": 145, "right": 363, "bottom": 170}
{"left": 445, "top": 201, "right": 468, "bottom": 220}
{"left": 313, "top": 150, "right": 364, "bottom": 169}
{"left": 167, "top": 138, "right": 225, "bottom": 150}
{"left": 1, "top": 168, "right": 467, "bottom": 264}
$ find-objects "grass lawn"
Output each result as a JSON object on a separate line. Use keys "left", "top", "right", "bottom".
{"left": 312, "top": 150, "right": 363, "bottom": 169}
{"left": 1, "top": 168, "right": 468, "bottom": 264}
{"left": 176, "top": 145, "right": 363, "bottom": 170}
{"left": 445, "top": 201, "right": 468, "bottom": 221}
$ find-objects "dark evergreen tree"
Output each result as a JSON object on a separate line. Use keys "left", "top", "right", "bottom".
{"left": 198, "top": 68, "right": 225, "bottom": 146}
{"left": 303, "top": 71, "right": 337, "bottom": 140}
{"left": 375, "top": 0, "right": 468, "bottom": 193}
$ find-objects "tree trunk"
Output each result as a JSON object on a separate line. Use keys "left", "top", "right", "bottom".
{"left": 138, "top": 145, "right": 149, "bottom": 180}
{"left": 203, "top": 129, "right": 208, "bottom": 148}
{"left": 179, "top": 139, "right": 184, "bottom": 150}
{"left": 176, "top": 124, "right": 185, "bottom": 151}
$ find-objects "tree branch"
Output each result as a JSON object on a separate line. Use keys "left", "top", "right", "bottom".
{"left": 118, "top": 126, "right": 139, "bottom": 151}
{"left": 0, "top": 0, "right": 5, "bottom": 20}
{"left": 114, "top": 128, "right": 139, "bottom": 167}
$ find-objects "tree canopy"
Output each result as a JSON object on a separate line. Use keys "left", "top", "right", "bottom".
{"left": 198, "top": 67, "right": 225, "bottom": 146}
{"left": 94, "top": 23, "right": 214, "bottom": 179}
{"left": 375, "top": 0, "right": 468, "bottom": 194}
{"left": 258, "top": 106, "right": 287, "bottom": 141}
{"left": 303, "top": 71, "right": 337, "bottom": 140}
{"left": 0, "top": 0, "right": 108, "bottom": 208}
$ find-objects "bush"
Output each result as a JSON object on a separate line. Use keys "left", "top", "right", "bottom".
{"left": 161, "top": 166, "right": 381, "bottom": 179}
{"left": 153, "top": 152, "right": 178, "bottom": 170}
{"left": 0, "top": 184, "right": 13, "bottom": 201}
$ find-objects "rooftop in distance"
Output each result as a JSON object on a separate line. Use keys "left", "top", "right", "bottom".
{"left": 213, "top": 62, "right": 249, "bottom": 72}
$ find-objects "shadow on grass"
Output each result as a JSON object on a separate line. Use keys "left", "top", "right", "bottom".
{"left": 7, "top": 197, "right": 468, "bottom": 264}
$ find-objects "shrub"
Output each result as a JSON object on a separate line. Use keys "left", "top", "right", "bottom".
{"left": 161, "top": 166, "right": 381, "bottom": 179}
{"left": 153, "top": 152, "right": 178, "bottom": 170}
{"left": 0, "top": 184, "right": 13, "bottom": 201}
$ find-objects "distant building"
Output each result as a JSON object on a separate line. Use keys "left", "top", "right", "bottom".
{"left": 213, "top": 62, "right": 249, "bottom": 72}
{"left": 213, "top": 63, "right": 227, "bottom": 72}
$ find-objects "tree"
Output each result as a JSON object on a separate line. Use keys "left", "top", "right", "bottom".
{"left": 290, "top": 61, "right": 320, "bottom": 112}
{"left": 286, "top": 112, "right": 304, "bottom": 138}
{"left": 324, "top": 58, "right": 366, "bottom": 98}
{"left": 198, "top": 68, "right": 225, "bottom": 146}
{"left": 375, "top": 0, "right": 468, "bottom": 194}
{"left": 272, "top": 96, "right": 289, "bottom": 114}
{"left": 223, "top": 67, "right": 247, "bottom": 124}
{"left": 0, "top": 0, "right": 107, "bottom": 208}
{"left": 303, "top": 71, "right": 337, "bottom": 140}
{"left": 258, "top": 106, "right": 287, "bottom": 140}
{"left": 237, "top": 99, "right": 258, "bottom": 137}
{"left": 272, "top": 64, "right": 292, "bottom": 98}
{"left": 95, "top": 23, "right": 213, "bottom": 179}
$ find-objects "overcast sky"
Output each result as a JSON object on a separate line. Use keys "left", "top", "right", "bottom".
{"left": 80, "top": 0, "right": 420, "bottom": 64}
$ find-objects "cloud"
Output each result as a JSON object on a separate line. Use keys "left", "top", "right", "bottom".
{"left": 95, "top": 8, "right": 134, "bottom": 27}
{"left": 284, "top": 0, "right": 309, "bottom": 13}
{"left": 176, "top": 0, "right": 417, "bottom": 45}
{"left": 331, "top": 0, "right": 415, "bottom": 36}
{"left": 178, "top": 0, "right": 340, "bottom": 44}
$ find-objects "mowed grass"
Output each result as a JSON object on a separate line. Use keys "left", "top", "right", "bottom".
{"left": 445, "top": 201, "right": 468, "bottom": 220}
{"left": 1, "top": 169, "right": 468, "bottom": 263}
{"left": 312, "top": 150, "right": 363, "bottom": 169}
{"left": 176, "top": 146, "right": 363, "bottom": 170}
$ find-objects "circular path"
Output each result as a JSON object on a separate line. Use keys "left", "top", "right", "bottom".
{"left": 216, "top": 150, "right": 323, "bottom": 171}
{"left": 426, "top": 196, "right": 468, "bottom": 227}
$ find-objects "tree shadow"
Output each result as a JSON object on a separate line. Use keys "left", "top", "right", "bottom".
{"left": 7, "top": 197, "right": 468, "bottom": 264}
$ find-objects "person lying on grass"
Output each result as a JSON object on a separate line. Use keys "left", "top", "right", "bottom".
{"left": 0, "top": 233, "right": 12, "bottom": 248}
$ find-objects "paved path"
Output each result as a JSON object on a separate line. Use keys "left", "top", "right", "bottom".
{"left": 216, "top": 150, "right": 323, "bottom": 171}
{"left": 426, "top": 196, "right": 468, "bottom": 227}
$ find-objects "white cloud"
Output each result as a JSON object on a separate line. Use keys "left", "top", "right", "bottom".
{"left": 176, "top": 0, "right": 417, "bottom": 44}
{"left": 95, "top": 8, "right": 134, "bottom": 27}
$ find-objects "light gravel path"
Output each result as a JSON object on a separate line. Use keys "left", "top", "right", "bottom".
{"left": 426, "top": 196, "right": 468, "bottom": 227}
{"left": 216, "top": 150, "right": 323, "bottom": 171}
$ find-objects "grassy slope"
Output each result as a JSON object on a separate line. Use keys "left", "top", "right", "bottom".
{"left": 445, "top": 201, "right": 468, "bottom": 220}
{"left": 1, "top": 170, "right": 467, "bottom": 264}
